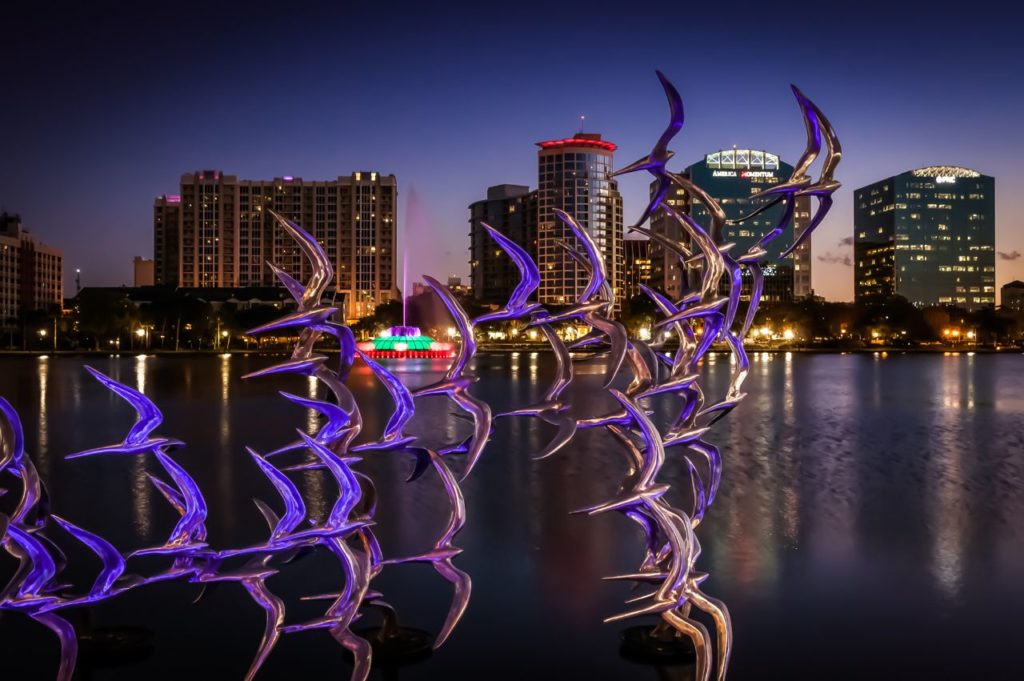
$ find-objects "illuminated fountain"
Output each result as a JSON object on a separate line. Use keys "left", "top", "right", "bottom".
{"left": 358, "top": 325, "right": 455, "bottom": 359}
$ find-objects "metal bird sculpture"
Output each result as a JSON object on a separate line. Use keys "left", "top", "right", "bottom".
{"left": 413, "top": 275, "right": 492, "bottom": 480}
{"left": 65, "top": 366, "right": 182, "bottom": 458}
{"left": 472, "top": 222, "right": 541, "bottom": 325}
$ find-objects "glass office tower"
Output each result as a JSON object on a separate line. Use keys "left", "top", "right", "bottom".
{"left": 854, "top": 166, "right": 995, "bottom": 310}
{"left": 665, "top": 149, "right": 812, "bottom": 302}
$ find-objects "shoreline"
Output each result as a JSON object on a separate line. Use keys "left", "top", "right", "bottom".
{"left": 0, "top": 346, "right": 1018, "bottom": 357}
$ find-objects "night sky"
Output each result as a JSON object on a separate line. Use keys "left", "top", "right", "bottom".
{"left": 2, "top": 1, "right": 1022, "bottom": 302}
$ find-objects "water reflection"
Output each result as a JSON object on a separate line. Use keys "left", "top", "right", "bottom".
{"left": 1, "top": 353, "right": 1023, "bottom": 679}
{"left": 132, "top": 354, "right": 152, "bottom": 537}
{"left": 302, "top": 372, "right": 327, "bottom": 522}
{"left": 929, "top": 355, "right": 970, "bottom": 599}
{"left": 36, "top": 355, "right": 48, "bottom": 474}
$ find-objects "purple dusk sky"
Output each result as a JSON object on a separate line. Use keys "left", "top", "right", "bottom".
{"left": 1, "top": 1, "right": 1022, "bottom": 302}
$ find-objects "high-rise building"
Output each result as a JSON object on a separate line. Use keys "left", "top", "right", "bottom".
{"left": 133, "top": 256, "right": 155, "bottom": 287}
{"left": 1000, "top": 280, "right": 1024, "bottom": 314}
{"left": 623, "top": 238, "right": 652, "bottom": 302}
{"left": 153, "top": 194, "right": 181, "bottom": 287}
{"left": 468, "top": 184, "right": 538, "bottom": 305}
{"left": 854, "top": 166, "right": 995, "bottom": 310}
{"left": 0, "top": 213, "right": 63, "bottom": 327}
{"left": 649, "top": 183, "right": 690, "bottom": 300}
{"left": 156, "top": 170, "right": 398, "bottom": 321}
{"left": 536, "top": 134, "right": 623, "bottom": 309}
{"left": 655, "top": 149, "right": 811, "bottom": 303}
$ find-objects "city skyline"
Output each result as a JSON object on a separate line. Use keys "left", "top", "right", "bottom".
{"left": 2, "top": 2, "right": 1022, "bottom": 303}
{"left": 154, "top": 170, "right": 398, "bottom": 321}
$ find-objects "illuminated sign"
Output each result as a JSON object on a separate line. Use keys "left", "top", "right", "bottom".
{"left": 712, "top": 169, "right": 778, "bottom": 181}
{"left": 935, "top": 176, "right": 957, "bottom": 184}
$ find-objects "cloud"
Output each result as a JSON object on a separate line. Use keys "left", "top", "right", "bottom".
{"left": 818, "top": 252, "right": 852, "bottom": 266}
{"left": 838, "top": 236, "right": 854, "bottom": 247}
{"left": 998, "top": 250, "right": 1021, "bottom": 261}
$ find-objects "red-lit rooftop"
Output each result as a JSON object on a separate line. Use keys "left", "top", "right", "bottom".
{"left": 536, "top": 135, "right": 617, "bottom": 152}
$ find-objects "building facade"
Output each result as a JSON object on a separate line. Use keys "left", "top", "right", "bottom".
{"left": 536, "top": 134, "right": 623, "bottom": 308}
{"left": 650, "top": 183, "right": 690, "bottom": 300}
{"left": 133, "top": 256, "right": 155, "bottom": 287}
{"left": 623, "top": 238, "right": 652, "bottom": 301}
{"left": 0, "top": 213, "right": 63, "bottom": 327}
{"left": 671, "top": 149, "right": 811, "bottom": 303}
{"left": 153, "top": 194, "right": 181, "bottom": 287}
{"left": 1000, "top": 280, "right": 1024, "bottom": 314}
{"left": 156, "top": 170, "right": 398, "bottom": 321}
{"left": 468, "top": 184, "right": 538, "bottom": 306}
{"left": 854, "top": 166, "right": 995, "bottom": 310}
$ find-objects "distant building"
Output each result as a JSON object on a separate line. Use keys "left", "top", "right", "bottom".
{"left": 133, "top": 256, "right": 155, "bottom": 286}
{"left": 446, "top": 276, "right": 471, "bottom": 297}
{"left": 153, "top": 194, "right": 181, "bottom": 286}
{"left": 1002, "top": 280, "right": 1024, "bottom": 314}
{"left": 155, "top": 170, "right": 398, "bottom": 321}
{"left": 0, "top": 213, "right": 63, "bottom": 326}
{"left": 72, "top": 285, "right": 297, "bottom": 312}
{"left": 623, "top": 238, "right": 652, "bottom": 301}
{"left": 661, "top": 149, "right": 811, "bottom": 303}
{"left": 469, "top": 184, "right": 538, "bottom": 305}
{"left": 649, "top": 183, "right": 689, "bottom": 300}
{"left": 854, "top": 166, "right": 995, "bottom": 310}
{"left": 536, "top": 134, "right": 623, "bottom": 309}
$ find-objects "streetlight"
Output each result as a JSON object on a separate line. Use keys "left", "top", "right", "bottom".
{"left": 134, "top": 326, "right": 151, "bottom": 352}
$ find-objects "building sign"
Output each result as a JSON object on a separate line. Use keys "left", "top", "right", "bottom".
{"left": 935, "top": 176, "right": 957, "bottom": 184}
{"left": 711, "top": 169, "right": 778, "bottom": 181}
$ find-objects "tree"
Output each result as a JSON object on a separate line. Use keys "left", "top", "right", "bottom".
{"left": 75, "top": 289, "right": 137, "bottom": 350}
{"left": 619, "top": 293, "right": 660, "bottom": 338}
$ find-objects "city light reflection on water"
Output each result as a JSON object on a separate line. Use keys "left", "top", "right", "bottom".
{"left": 132, "top": 353, "right": 152, "bottom": 536}
{"left": 0, "top": 352, "right": 1022, "bottom": 679}
{"left": 35, "top": 355, "right": 48, "bottom": 474}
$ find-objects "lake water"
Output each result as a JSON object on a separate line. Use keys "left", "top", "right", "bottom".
{"left": 1, "top": 352, "right": 1023, "bottom": 680}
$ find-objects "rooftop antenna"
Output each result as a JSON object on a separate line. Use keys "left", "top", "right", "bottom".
{"left": 578, "top": 114, "right": 586, "bottom": 134}
{"left": 75, "top": 268, "right": 81, "bottom": 294}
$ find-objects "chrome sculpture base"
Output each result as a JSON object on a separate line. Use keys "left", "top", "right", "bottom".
{"left": 619, "top": 625, "right": 697, "bottom": 665}
{"left": 352, "top": 626, "right": 434, "bottom": 665}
